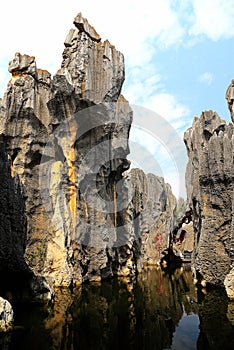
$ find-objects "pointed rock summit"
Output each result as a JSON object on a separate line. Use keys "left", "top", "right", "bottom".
{"left": 8, "top": 52, "right": 36, "bottom": 76}
{"left": 60, "top": 12, "right": 124, "bottom": 103}
{"left": 73, "top": 12, "right": 101, "bottom": 42}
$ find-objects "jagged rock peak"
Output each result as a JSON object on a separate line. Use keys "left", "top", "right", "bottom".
{"left": 73, "top": 12, "right": 101, "bottom": 42}
{"left": 60, "top": 12, "right": 124, "bottom": 103}
{"left": 8, "top": 52, "right": 37, "bottom": 77}
{"left": 7, "top": 52, "right": 51, "bottom": 88}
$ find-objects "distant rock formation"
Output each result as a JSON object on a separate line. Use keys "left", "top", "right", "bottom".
{"left": 0, "top": 13, "right": 175, "bottom": 292}
{"left": 184, "top": 110, "right": 234, "bottom": 298}
{"left": 126, "top": 169, "right": 176, "bottom": 267}
{"left": 172, "top": 210, "right": 194, "bottom": 262}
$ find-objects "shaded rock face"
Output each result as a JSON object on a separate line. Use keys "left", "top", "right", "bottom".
{"left": 0, "top": 138, "right": 27, "bottom": 273}
{"left": 126, "top": 169, "right": 176, "bottom": 267}
{"left": 184, "top": 110, "right": 234, "bottom": 296}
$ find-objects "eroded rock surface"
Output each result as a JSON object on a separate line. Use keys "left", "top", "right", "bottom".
{"left": 172, "top": 210, "right": 194, "bottom": 261}
{"left": 0, "top": 13, "right": 133, "bottom": 287}
{"left": 60, "top": 12, "right": 124, "bottom": 103}
{"left": 184, "top": 110, "right": 234, "bottom": 297}
{"left": 126, "top": 169, "right": 176, "bottom": 267}
{"left": 0, "top": 297, "right": 13, "bottom": 331}
{"left": 0, "top": 13, "right": 176, "bottom": 291}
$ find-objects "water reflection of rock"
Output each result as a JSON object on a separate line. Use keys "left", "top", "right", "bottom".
{"left": 44, "top": 287, "right": 76, "bottom": 350}
{"left": 42, "top": 267, "right": 198, "bottom": 350}
{"left": 135, "top": 267, "right": 199, "bottom": 349}
{"left": 198, "top": 289, "right": 234, "bottom": 350}
{"left": 3, "top": 267, "right": 234, "bottom": 349}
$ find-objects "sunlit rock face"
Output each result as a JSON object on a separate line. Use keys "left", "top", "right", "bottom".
{"left": 184, "top": 110, "right": 234, "bottom": 298}
{"left": 61, "top": 12, "right": 124, "bottom": 103}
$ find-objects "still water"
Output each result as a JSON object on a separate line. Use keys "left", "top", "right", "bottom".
{"left": 1, "top": 266, "right": 234, "bottom": 350}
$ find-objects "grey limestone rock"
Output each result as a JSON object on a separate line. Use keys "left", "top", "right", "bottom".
{"left": 126, "top": 169, "right": 176, "bottom": 268}
{"left": 184, "top": 110, "right": 234, "bottom": 297}
{"left": 0, "top": 13, "right": 176, "bottom": 292}
{"left": 0, "top": 13, "right": 133, "bottom": 287}
{"left": 60, "top": 13, "right": 124, "bottom": 103}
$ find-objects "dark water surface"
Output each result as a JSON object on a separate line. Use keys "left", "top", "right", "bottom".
{"left": 1, "top": 266, "right": 234, "bottom": 350}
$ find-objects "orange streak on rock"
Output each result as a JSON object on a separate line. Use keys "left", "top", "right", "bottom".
{"left": 10, "top": 164, "right": 14, "bottom": 177}
{"left": 68, "top": 120, "right": 77, "bottom": 224}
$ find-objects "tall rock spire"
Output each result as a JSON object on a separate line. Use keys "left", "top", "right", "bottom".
{"left": 59, "top": 12, "right": 125, "bottom": 104}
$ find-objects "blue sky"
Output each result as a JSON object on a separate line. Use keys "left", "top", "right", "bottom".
{"left": 1, "top": 0, "right": 234, "bottom": 197}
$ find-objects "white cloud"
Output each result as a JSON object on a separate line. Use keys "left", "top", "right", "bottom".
{"left": 144, "top": 93, "right": 190, "bottom": 129}
{"left": 190, "top": 0, "right": 234, "bottom": 40}
{"left": 123, "top": 68, "right": 162, "bottom": 105}
{"left": 123, "top": 65, "right": 191, "bottom": 135}
{"left": 0, "top": 0, "right": 185, "bottom": 68}
{"left": 199, "top": 72, "right": 214, "bottom": 85}
{"left": 1, "top": 0, "right": 234, "bottom": 85}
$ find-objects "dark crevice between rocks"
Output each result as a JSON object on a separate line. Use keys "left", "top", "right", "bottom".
{"left": 203, "top": 129, "right": 212, "bottom": 141}
{"left": 161, "top": 210, "right": 193, "bottom": 271}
